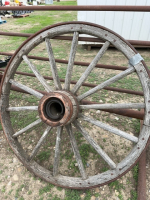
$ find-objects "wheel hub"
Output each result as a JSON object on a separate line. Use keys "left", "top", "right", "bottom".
{"left": 44, "top": 97, "right": 65, "bottom": 121}
{"left": 38, "top": 91, "right": 79, "bottom": 127}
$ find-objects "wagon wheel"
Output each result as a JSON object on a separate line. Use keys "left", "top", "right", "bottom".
{"left": 1, "top": 22, "right": 150, "bottom": 189}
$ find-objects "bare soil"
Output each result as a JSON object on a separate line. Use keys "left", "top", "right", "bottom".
{"left": 0, "top": 14, "right": 150, "bottom": 200}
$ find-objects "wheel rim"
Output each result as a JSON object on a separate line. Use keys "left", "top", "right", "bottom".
{"left": 0, "top": 22, "right": 150, "bottom": 189}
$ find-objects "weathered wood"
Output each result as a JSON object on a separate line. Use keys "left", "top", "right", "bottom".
{"left": 132, "top": 62, "right": 150, "bottom": 126}
{"left": 53, "top": 126, "right": 63, "bottom": 177}
{"left": 118, "top": 125, "right": 149, "bottom": 171}
{"left": 80, "top": 103, "right": 145, "bottom": 110}
{"left": 72, "top": 41, "right": 110, "bottom": 94}
{"left": 73, "top": 120, "right": 116, "bottom": 169}
{"left": 79, "top": 114, "right": 138, "bottom": 143}
{"left": 64, "top": 32, "right": 79, "bottom": 90}
{"left": 29, "top": 126, "right": 52, "bottom": 161}
{"left": 45, "top": 38, "right": 62, "bottom": 90}
{"left": 65, "top": 124, "right": 87, "bottom": 179}
{"left": 23, "top": 55, "right": 52, "bottom": 92}
{"left": 77, "top": 66, "right": 135, "bottom": 101}
{"left": 9, "top": 79, "right": 43, "bottom": 99}
{"left": 6, "top": 106, "right": 38, "bottom": 111}
{"left": 1, "top": 23, "right": 150, "bottom": 188}
{"left": 13, "top": 118, "right": 42, "bottom": 138}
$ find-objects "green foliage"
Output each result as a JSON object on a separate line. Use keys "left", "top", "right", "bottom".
{"left": 57, "top": 187, "right": 63, "bottom": 191}
{"left": 128, "top": 190, "right": 138, "bottom": 200}
{"left": 19, "top": 197, "right": 24, "bottom": 200}
{"left": 39, "top": 183, "right": 54, "bottom": 195}
{"left": 132, "top": 164, "right": 139, "bottom": 184}
{"left": 37, "top": 150, "right": 51, "bottom": 161}
{"left": 79, "top": 143, "right": 97, "bottom": 167}
{"left": 118, "top": 193, "right": 124, "bottom": 200}
{"left": 132, "top": 119, "right": 140, "bottom": 134}
{"left": 15, "top": 1, "right": 77, "bottom": 35}
{"left": 58, "top": 67, "right": 67, "bottom": 79}
{"left": 1, "top": 186, "right": 6, "bottom": 193}
{"left": 0, "top": 123, "right": 3, "bottom": 131}
{"left": 101, "top": 166, "right": 109, "bottom": 172}
{"left": 61, "top": 149, "right": 74, "bottom": 160}
{"left": 65, "top": 189, "right": 81, "bottom": 200}
{"left": 15, "top": 184, "right": 24, "bottom": 198}
{"left": 50, "top": 195, "right": 61, "bottom": 200}
{"left": 10, "top": 110, "right": 37, "bottom": 130}
{"left": 8, "top": 189, "right": 13, "bottom": 195}
{"left": 74, "top": 131, "right": 84, "bottom": 144}
{"left": 110, "top": 76, "right": 142, "bottom": 91}
{"left": 28, "top": 190, "right": 32, "bottom": 195}
{"left": 84, "top": 190, "right": 92, "bottom": 200}
{"left": 109, "top": 180, "right": 124, "bottom": 192}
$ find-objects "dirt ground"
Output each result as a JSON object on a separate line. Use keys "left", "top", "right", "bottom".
{"left": 0, "top": 47, "right": 150, "bottom": 200}
{"left": 0, "top": 8, "right": 150, "bottom": 199}
{"left": 0, "top": 131, "right": 140, "bottom": 200}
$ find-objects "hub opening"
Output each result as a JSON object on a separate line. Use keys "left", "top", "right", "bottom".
{"left": 44, "top": 97, "right": 65, "bottom": 121}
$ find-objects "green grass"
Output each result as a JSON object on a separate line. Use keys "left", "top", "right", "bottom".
{"left": 109, "top": 180, "right": 124, "bottom": 192}
{"left": 129, "top": 190, "right": 138, "bottom": 200}
{"left": 14, "top": 1, "right": 77, "bottom": 34}
{"left": 132, "top": 164, "right": 139, "bottom": 185}
{"left": 0, "top": 1, "right": 145, "bottom": 199}
{"left": 39, "top": 183, "right": 54, "bottom": 196}
{"left": 15, "top": 184, "right": 25, "bottom": 198}
{"left": 65, "top": 189, "right": 81, "bottom": 200}
{"left": 36, "top": 150, "right": 51, "bottom": 161}
{"left": 0, "top": 1, "right": 77, "bottom": 52}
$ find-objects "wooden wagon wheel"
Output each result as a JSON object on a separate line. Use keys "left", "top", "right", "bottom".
{"left": 0, "top": 22, "right": 150, "bottom": 189}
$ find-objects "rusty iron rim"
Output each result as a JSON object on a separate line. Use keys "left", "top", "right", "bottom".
{"left": 0, "top": 22, "right": 150, "bottom": 189}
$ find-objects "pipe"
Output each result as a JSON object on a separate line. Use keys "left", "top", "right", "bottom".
{"left": 137, "top": 118, "right": 146, "bottom": 200}
{"left": 1, "top": 69, "right": 143, "bottom": 120}
{"left": 0, "top": 52, "right": 127, "bottom": 71}
{"left": 81, "top": 100, "right": 144, "bottom": 120}
{"left": 0, "top": 68, "right": 144, "bottom": 96}
{"left": 9, "top": 85, "right": 144, "bottom": 120}
{"left": 0, "top": 32, "right": 32, "bottom": 37}
{"left": 0, "top": 32, "right": 150, "bottom": 47}
{"left": 0, "top": 5, "right": 150, "bottom": 12}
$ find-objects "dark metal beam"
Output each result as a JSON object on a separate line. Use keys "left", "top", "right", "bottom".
{"left": 0, "top": 32, "right": 150, "bottom": 47}
{"left": 0, "top": 5, "right": 150, "bottom": 12}
{"left": 0, "top": 68, "right": 144, "bottom": 96}
{"left": 0, "top": 52, "right": 128, "bottom": 71}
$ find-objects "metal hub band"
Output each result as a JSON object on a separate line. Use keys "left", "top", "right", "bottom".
{"left": 38, "top": 91, "right": 79, "bottom": 127}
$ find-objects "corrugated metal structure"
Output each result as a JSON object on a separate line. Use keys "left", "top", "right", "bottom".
{"left": 77, "top": 0, "right": 150, "bottom": 41}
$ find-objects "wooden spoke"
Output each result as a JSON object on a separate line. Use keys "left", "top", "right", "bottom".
{"left": 53, "top": 126, "right": 63, "bottom": 177}
{"left": 79, "top": 114, "right": 138, "bottom": 143}
{"left": 65, "top": 124, "right": 87, "bottom": 179}
{"left": 9, "top": 79, "right": 43, "bottom": 99}
{"left": 45, "top": 38, "right": 62, "bottom": 90}
{"left": 13, "top": 118, "right": 42, "bottom": 138}
{"left": 2, "top": 22, "right": 149, "bottom": 189}
{"left": 64, "top": 32, "right": 79, "bottom": 90}
{"left": 77, "top": 66, "right": 135, "bottom": 101}
{"left": 73, "top": 120, "right": 116, "bottom": 169}
{"left": 80, "top": 103, "right": 145, "bottom": 110}
{"left": 6, "top": 106, "right": 38, "bottom": 111}
{"left": 72, "top": 41, "right": 110, "bottom": 94}
{"left": 23, "top": 55, "right": 52, "bottom": 92}
{"left": 29, "top": 126, "right": 52, "bottom": 161}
